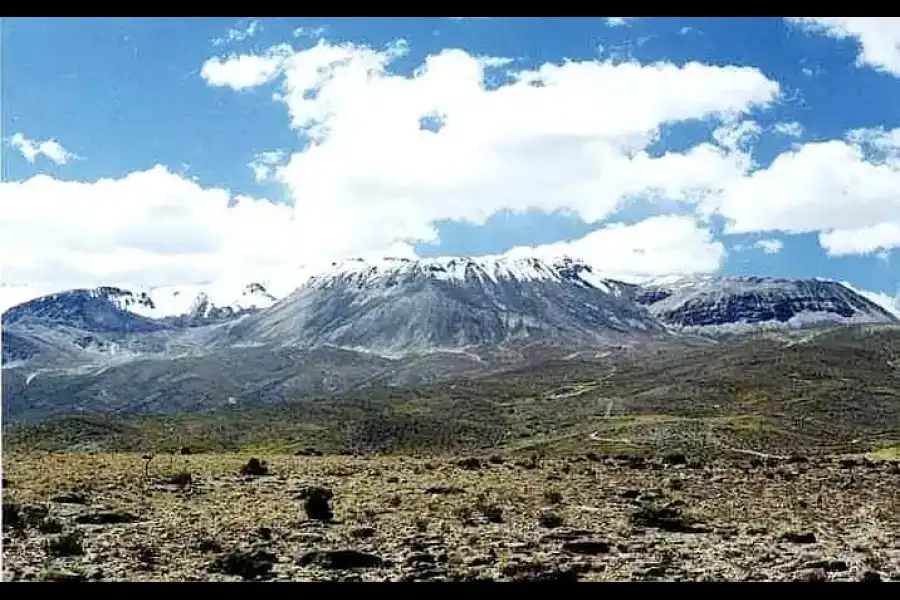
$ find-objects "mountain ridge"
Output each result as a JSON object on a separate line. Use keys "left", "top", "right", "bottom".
{"left": 3, "top": 256, "right": 899, "bottom": 363}
{"left": 3, "top": 255, "right": 899, "bottom": 424}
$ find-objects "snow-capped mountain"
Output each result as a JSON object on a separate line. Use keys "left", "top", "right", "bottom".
{"left": 5, "top": 256, "right": 900, "bottom": 423}
{"left": 148, "top": 281, "right": 279, "bottom": 326}
{"left": 2, "top": 287, "right": 166, "bottom": 333}
{"left": 633, "top": 275, "right": 899, "bottom": 334}
{"left": 2, "top": 281, "right": 279, "bottom": 330}
{"left": 0, "top": 282, "right": 280, "bottom": 364}
{"left": 219, "top": 256, "right": 669, "bottom": 354}
{"left": 3, "top": 257, "right": 899, "bottom": 366}
{"left": 306, "top": 256, "right": 617, "bottom": 290}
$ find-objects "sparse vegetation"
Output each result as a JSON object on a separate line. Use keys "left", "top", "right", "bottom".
{"left": 301, "top": 486, "right": 334, "bottom": 522}
{"left": 2, "top": 325, "right": 899, "bottom": 581}
{"left": 867, "top": 444, "right": 900, "bottom": 461}
{"left": 239, "top": 458, "right": 269, "bottom": 476}
{"left": 0, "top": 451, "right": 897, "bottom": 581}
{"left": 6, "top": 325, "right": 897, "bottom": 460}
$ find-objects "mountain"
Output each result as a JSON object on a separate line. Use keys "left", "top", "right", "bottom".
{"left": 7, "top": 323, "right": 900, "bottom": 455}
{"left": 3, "top": 256, "right": 899, "bottom": 424}
{"left": 216, "top": 256, "right": 669, "bottom": 355}
{"left": 2, "top": 287, "right": 165, "bottom": 333}
{"left": 633, "top": 275, "right": 899, "bottom": 334}
{"left": 1, "top": 282, "right": 278, "bottom": 365}
{"left": 141, "top": 281, "right": 279, "bottom": 325}
{"left": 3, "top": 258, "right": 898, "bottom": 366}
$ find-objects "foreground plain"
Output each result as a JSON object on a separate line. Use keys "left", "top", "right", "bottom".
{"left": 3, "top": 325, "right": 900, "bottom": 581}
{"left": 2, "top": 450, "right": 899, "bottom": 582}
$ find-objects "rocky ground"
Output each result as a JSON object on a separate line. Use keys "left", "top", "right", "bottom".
{"left": 2, "top": 451, "right": 899, "bottom": 582}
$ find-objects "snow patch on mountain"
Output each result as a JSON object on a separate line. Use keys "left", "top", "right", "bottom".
{"left": 2, "top": 281, "right": 285, "bottom": 325}
{"left": 307, "top": 255, "right": 614, "bottom": 292}
{"left": 132, "top": 281, "right": 280, "bottom": 320}
{"left": 222, "top": 255, "right": 667, "bottom": 355}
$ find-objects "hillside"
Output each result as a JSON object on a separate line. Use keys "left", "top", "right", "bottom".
{"left": 3, "top": 258, "right": 898, "bottom": 424}
{"left": 6, "top": 324, "right": 899, "bottom": 458}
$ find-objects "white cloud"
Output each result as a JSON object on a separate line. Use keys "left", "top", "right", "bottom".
{"left": 5, "top": 33, "right": 899, "bottom": 311}
{"left": 8, "top": 133, "right": 80, "bottom": 165}
{"left": 212, "top": 19, "right": 262, "bottom": 47}
{"left": 255, "top": 40, "right": 775, "bottom": 257}
{"left": 787, "top": 17, "right": 900, "bottom": 77}
{"left": 773, "top": 121, "right": 804, "bottom": 138}
{"left": 840, "top": 282, "right": 900, "bottom": 319}
{"left": 606, "top": 17, "right": 636, "bottom": 27}
{"left": 703, "top": 127, "right": 900, "bottom": 255}
{"left": 847, "top": 126, "right": 900, "bottom": 157}
{"left": 713, "top": 119, "right": 762, "bottom": 152}
{"left": 200, "top": 44, "right": 293, "bottom": 91}
{"left": 755, "top": 238, "right": 784, "bottom": 254}
{"left": 0, "top": 38, "right": 796, "bottom": 301}
{"left": 248, "top": 150, "right": 288, "bottom": 182}
{"left": 820, "top": 223, "right": 900, "bottom": 256}
{"left": 504, "top": 215, "right": 726, "bottom": 281}
{"left": 0, "top": 283, "right": 55, "bottom": 314}
{"left": 0, "top": 165, "right": 301, "bottom": 292}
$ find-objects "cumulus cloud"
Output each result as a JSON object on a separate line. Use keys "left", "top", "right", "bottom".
{"left": 1, "top": 38, "right": 785, "bottom": 301}
{"left": 0, "top": 165, "right": 301, "bottom": 292}
{"left": 787, "top": 17, "right": 900, "bottom": 77}
{"left": 820, "top": 223, "right": 900, "bottom": 256}
{"left": 13, "top": 35, "right": 900, "bottom": 305}
{"left": 8, "top": 133, "right": 80, "bottom": 165}
{"left": 841, "top": 282, "right": 900, "bottom": 318}
{"left": 504, "top": 215, "right": 726, "bottom": 281}
{"left": 251, "top": 40, "right": 776, "bottom": 258}
{"left": 755, "top": 239, "right": 784, "bottom": 254}
{"left": 701, "top": 127, "right": 900, "bottom": 255}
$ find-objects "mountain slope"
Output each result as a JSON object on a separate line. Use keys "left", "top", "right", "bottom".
{"left": 0, "top": 345, "right": 402, "bottom": 424}
{"left": 6, "top": 324, "right": 899, "bottom": 455}
{"left": 2, "top": 287, "right": 165, "bottom": 333}
{"left": 633, "top": 275, "right": 899, "bottom": 334}
{"left": 3, "top": 257, "right": 899, "bottom": 425}
{"left": 1, "top": 282, "right": 279, "bottom": 364}
{"left": 217, "top": 256, "right": 669, "bottom": 355}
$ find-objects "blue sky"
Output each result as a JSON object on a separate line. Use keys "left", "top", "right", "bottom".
{"left": 2, "top": 17, "right": 899, "bottom": 309}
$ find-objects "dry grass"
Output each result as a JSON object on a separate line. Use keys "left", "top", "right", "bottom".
{"left": 3, "top": 450, "right": 899, "bottom": 582}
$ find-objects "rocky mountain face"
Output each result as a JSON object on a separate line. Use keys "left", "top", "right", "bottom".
{"left": 2, "top": 256, "right": 898, "bottom": 423}
{"left": 1, "top": 282, "right": 277, "bottom": 364}
{"left": 217, "top": 257, "right": 669, "bottom": 355}
{"left": 2, "top": 287, "right": 164, "bottom": 334}
{"left": 632, "top": 275, "right": 898, "bottom": 334}
{"left": 3, "top": 258, "right": 898, "bottom": 365}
